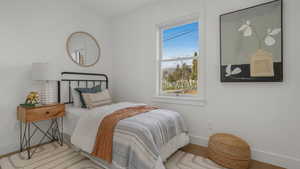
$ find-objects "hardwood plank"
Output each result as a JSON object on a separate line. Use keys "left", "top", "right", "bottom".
{"left": 180, "top": 144, "right": 285, "bottom": 169}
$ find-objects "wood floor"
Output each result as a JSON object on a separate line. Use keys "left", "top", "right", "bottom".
{"left": 180, "top": 144, "right": 285, "bottom": 169}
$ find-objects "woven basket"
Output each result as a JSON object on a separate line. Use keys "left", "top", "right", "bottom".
{"left": 208, "top": 133, "right": 251, "bottom": 169}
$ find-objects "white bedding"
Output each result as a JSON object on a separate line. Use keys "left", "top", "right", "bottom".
{"left": 64, "top": 102, "right": 189, "bottom": 169}
{"left": 83, "top": 133, "right": 189, "bottom": 169}
{"left": 64, "top": 105, "right": 115, "bottom": 135}
{"left": 71, "top": 102, "right": 147, "bottom": 153}
{"left": 63, "top": 105, "right": 84, "bottom": 135}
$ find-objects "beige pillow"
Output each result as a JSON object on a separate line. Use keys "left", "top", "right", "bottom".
{"left": 82, "top": 90, "right": 112, "bottom": 109}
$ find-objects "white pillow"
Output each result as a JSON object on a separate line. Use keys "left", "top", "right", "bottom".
{"left": 71, "top": 88, "right": 81, "bottom": 107}
{"left": 82, "top": 89, "right": 112, "bottom": 109}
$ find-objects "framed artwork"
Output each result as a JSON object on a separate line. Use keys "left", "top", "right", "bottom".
{"left": 220, "top": 0, "right": 283, "bottom": 82}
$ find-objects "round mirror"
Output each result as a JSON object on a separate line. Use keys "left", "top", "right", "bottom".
{"left": 66, "top": 32, "right": 100, "bottom": 67}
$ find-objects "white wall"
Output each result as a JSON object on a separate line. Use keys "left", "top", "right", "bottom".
{"left": 111, "top": 0, "right": 300, "bottom": 168}
{"left": 0, "top": 0, "right": 112, "bottom": 155}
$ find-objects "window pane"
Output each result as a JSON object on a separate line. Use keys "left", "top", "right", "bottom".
{"left": 161, "top": 59, "right": 198, "bottom": 95}
{"left": 162, "top": 22, "right": 199, "bottom": 60}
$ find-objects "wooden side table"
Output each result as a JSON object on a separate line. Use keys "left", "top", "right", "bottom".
{"left": 17, "top": 103, "right": 65, "bottom": 159}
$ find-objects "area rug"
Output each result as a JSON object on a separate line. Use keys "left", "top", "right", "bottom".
{"left": 0, "top": 142, "right": 225, "bottom": 169}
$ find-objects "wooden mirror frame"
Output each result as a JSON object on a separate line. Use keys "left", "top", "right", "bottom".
{"left": 66, "top": 31, "right": 101, "bottom": 67}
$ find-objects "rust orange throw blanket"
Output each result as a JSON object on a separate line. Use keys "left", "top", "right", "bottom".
{"left": 91, "top": 105, "right": 158, "bottom": 163}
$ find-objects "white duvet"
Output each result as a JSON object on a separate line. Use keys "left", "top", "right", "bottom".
{"left": 71, "top": 102, "right": 146, "bottom": 153}
{"left": 71, "top": 102, "right": 189, "bottom": 169}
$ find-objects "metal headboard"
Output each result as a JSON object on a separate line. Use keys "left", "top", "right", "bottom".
{"left": 57, "top": 72, "right": 109, "bottom": 104}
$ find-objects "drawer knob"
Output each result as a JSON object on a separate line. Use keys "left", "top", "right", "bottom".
{"left": 46, "top": 111, "right": 50, "bottom": 114}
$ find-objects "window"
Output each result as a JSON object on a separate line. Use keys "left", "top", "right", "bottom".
{"left": 158, "top": 20, "right": 200, "bottom": 97}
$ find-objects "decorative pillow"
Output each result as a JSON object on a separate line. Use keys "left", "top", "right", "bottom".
{"left": 71, "top": 88, "right": 81, "bottom": 107}
{"left": 82, "top": 90, "right": 112, "bottom": 109}
{"left": 75, "top": 85, "right": 102, "bottom": 108}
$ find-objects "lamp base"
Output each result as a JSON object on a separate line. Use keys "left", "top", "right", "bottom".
{"left": 40, "top": 81, "right": 57, "bottom": 105}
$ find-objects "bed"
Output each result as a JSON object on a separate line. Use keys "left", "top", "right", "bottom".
{"left": 59, "top": 72, "right": 189, "bottom": 169}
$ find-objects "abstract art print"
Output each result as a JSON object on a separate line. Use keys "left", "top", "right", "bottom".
{"left": 220, "top": 0, "right": 283, "bottom": 82}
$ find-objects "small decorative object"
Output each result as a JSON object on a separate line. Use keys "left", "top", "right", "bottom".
{"left": 208, "top": 133, "right": 251, "bottom": 169}
{"left": 220, "top": 0, "right": 283, "bottom": 82}
{"left": 32, "top": 62, "right": 60, "bottom": 105}
{"left": 20, "top": 92, "right": 40, "bottom": 107}
{"left": 25, "top": 92, "right": 40, "bottom": 104}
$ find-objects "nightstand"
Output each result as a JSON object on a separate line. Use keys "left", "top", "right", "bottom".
{"left": 17, "top": 103, "right": 65, "bottom": 159}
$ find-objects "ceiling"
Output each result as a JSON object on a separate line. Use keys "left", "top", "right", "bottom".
{"left": 77, "top": 0, "right": 160, "bottom": 18}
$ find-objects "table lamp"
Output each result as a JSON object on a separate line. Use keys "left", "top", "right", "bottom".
{"left": 32, "top": 62, "right": 60, "bottom": 105}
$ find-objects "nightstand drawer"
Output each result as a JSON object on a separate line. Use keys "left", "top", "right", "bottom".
{"left": 18, "top": 104, "right": 65, "bottom": 122}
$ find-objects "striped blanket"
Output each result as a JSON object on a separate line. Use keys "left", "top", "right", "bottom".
{"left": 71, "top": 102, "right": 188, "bottom": 169}
{"left": 92, "top": 105, "right": 158, "bottom": 162}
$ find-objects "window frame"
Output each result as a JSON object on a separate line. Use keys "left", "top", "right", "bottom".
{"left": 154, "top": 15, "right": 206, "bottom": 106}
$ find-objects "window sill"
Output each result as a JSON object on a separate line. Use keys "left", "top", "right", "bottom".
{"left": 152, "top": 95, "right": 205, "bottom": 106}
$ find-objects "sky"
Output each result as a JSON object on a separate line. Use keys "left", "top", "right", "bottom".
{"left": 162, "top": 21, "right": 199, "bottom": 60}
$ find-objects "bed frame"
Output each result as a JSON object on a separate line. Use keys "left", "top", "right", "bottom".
{"left": 57, "top": 72, "right": 109, "bottom": 104}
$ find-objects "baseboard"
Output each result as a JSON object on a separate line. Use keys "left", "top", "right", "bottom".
{"left": 189, "top": 135, "right": 209, "bottom": 147}
{"left": 251, "top": 148, "right": 300, "bottom": 169}
{"left": 189, "top": 135, "right": 300, "bottom": 169}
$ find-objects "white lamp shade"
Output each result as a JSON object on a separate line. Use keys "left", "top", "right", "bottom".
{"left": 32, "top": 62, "right": 60, "bottom": 81}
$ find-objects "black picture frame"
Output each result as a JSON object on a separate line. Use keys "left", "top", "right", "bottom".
{"left": 220, "top": 0, "right": 283, "bottom": 82}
